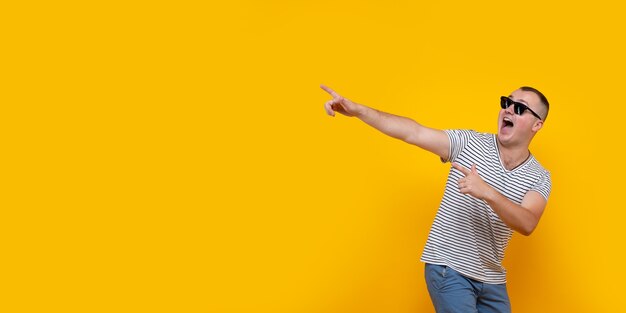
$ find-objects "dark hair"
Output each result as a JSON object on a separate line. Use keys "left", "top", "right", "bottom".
{"left": 520, "top": 86, "right": 549, "bottom": 121}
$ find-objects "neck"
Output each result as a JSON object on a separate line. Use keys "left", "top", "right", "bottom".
{"left": 496, "top": 136, "right": 531, "bottom": 171}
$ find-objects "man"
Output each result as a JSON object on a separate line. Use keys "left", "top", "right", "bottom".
{"left": 321, "top": 84, "right": 551, "bottom": 313}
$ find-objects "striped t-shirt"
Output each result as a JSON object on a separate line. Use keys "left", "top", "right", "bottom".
{"left": 420, "top": 129, "right": 552, "bottom": 284}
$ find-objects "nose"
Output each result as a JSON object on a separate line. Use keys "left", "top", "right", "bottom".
{"left": 504, "top": 104, "right": 515, "bottom": 115}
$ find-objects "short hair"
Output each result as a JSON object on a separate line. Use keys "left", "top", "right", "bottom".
{"left": 520, "top": 86, "right": 549, "bottom": 121}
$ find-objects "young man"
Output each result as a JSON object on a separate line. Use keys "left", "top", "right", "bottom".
{"left": 321, "top": 85, "right": 552, "bottom": 313}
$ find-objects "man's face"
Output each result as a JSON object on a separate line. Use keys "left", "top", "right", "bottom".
{"left": 497, "top": 89, "right": 544, "bottom": 145}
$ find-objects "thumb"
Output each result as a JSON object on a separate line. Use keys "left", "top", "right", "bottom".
{"left": 471, "top": 164, "right": 478, "bottom": 174}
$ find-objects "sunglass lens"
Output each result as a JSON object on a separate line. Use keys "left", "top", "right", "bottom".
{"left": 513, "top": 103, "right": 527, "bottom": 115}
{"left": 500, "top": 97, "right": 508, "bottom": 109}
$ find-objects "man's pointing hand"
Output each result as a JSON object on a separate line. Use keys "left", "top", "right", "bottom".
{"left": 321, "top": 84, "right": 360, "bottom": 117}
{"left": 452, "top": 162, "right": 493, "bottom": 200}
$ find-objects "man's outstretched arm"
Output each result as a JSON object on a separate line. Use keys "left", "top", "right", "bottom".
{"left": 321, "top": 84, "right": 450, "bottom": 161}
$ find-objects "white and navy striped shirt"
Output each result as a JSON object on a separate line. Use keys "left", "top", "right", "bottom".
{"left": 420, "top": 129, "right": 552, "bottom": 284}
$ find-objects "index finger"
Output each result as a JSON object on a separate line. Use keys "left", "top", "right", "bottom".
{"left": 320, "top": 84, "right": 339, "bottom": 98}
{"left": 452, "top": 162, "right": 470, "bottom": 176}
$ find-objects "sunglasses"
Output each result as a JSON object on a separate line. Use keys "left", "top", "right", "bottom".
{"left": 500, "top": 96, "right": 543, "bottom": 120}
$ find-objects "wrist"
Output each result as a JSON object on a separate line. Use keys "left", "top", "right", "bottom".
{"left": 353, "top": 103, "right": 368, "bottom": 118}
{"left": 482, "top": 185, "right": 498, "bottom": 202}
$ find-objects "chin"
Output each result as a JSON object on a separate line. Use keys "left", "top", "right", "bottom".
{"left": 497, "top": 132, "right": 514, "bottom": 145}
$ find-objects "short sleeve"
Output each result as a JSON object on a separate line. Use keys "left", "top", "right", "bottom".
{"left": 531, "top": 170, "right": 552, "bottom": 201}
{"left": 441, "top": 129, "right": 474, "bottom": 163}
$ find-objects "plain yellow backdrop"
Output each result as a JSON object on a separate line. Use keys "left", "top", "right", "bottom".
{"left": 2, "top": 0, "right": 625, "bottom": 312}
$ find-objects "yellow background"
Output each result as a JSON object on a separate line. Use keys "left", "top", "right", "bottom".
{"left": 2, "top": 0, "right": 625, "bottom": 312}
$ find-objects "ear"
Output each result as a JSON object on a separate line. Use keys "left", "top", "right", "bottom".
{"left": 532, "top": 119, "right": 543, "bottom": 132}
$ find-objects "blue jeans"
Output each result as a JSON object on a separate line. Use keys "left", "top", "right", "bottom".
{"left": 425, "top": 263, "right": 511, "bottom": 313}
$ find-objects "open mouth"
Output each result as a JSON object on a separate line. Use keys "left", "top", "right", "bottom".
{"left": 502, "top": 117, "right": 514, "bottom": 129}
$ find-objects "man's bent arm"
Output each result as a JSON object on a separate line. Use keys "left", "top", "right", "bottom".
{"left": 452, "top": 163, "right": 548, "bottom": 236}
{"left": 483, "top": 189, "right": 547, "bottom": 236}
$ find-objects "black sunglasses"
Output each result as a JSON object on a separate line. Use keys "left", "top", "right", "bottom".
{"left": 500, "top": 96, "right": 543, "bottom": 120}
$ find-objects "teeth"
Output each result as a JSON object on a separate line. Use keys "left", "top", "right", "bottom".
{"left": 502, "top": 117, "right": 514, "bottom": 127}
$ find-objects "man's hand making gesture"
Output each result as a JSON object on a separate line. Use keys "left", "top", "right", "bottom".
{"left": 321, "top": 84, "right": 362, "bottom": 117}
{"left": 452, "top": 163, "right": 493, "bottom": 200}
